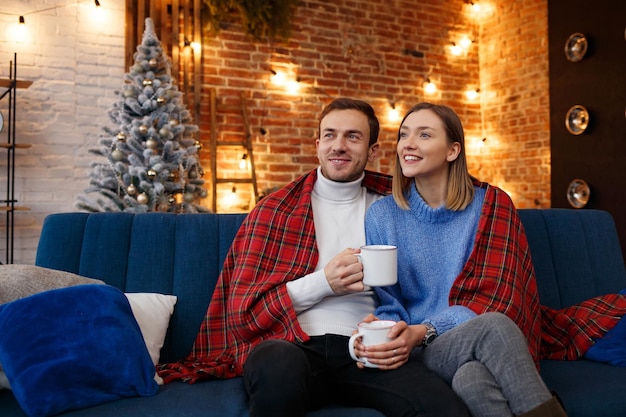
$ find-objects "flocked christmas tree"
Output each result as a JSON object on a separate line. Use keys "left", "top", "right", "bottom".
{"left": 76, "top": 18, "right": 209, "bottom": 213}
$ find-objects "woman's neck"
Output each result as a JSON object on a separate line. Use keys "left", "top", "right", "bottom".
{"left": 413, "top": 177, "right": 447, "bottom": 208}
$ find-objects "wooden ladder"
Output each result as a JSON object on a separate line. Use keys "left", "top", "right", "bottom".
{"left": 209, "top": 89, "right": 258, "bottom": 212}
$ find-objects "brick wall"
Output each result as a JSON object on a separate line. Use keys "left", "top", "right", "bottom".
{"left": 0, "top": 0, "right": 127, "bottom": 263}
{"left": 0, "top": 0, "right": 549, "bottom": 263}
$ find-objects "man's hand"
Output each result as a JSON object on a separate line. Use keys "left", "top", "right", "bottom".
{"left": 324, "top": 248, "right": 365, "bottom": 295}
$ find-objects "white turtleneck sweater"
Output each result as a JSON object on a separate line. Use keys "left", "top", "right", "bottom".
{"left": 286, "top": 167, "right": 384, "bottom": 337}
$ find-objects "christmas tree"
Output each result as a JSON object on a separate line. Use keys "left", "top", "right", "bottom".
{"left": 76, "top": 18, "right": 209, "bottom": 213}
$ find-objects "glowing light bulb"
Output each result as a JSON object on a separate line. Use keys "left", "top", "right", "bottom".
{"left": 450, "top": 43, "right": 463, "bottom": 56}
{"left": 388, "top": 106, "right": 400, "bottom": 122}
{"left": 459, "top": 37, "right": 472, "bottom": 49}
{"left": 424, "top": 80, "right": 437, "bottom": 94}
{"left": 190, "top": 41, "right": 201, "bottom": 54}
{"left": 286, "top": 79, "right": 301, "bottom": 95}
{"left": 228, "top": 186, "right": 237, "bottom": 204}
{"left": 238, "top": 154, "right": 248, "bottom": 170}
{"left": 271, "top": 71, "right": 286, "bottom": 86}
{"left": 466, "top": 89, "right": 480, "bottom": 100}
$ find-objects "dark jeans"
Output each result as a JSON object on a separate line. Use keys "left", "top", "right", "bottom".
{"left": 243, "top": 335, "right": 470, "bottom": 417}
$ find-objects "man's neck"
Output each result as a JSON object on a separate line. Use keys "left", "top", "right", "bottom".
{"left": 313, "top": 167, "right": 365, "bottom": 201}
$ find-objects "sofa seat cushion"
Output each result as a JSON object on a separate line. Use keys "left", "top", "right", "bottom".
{"left": 540, "top": 359, "right": 626, "bottom": 417}
{"left": 0, "top": 377, "right": 385, "bottom": 417}
{"left": 0, "top": 285, "right": 158, "bottom": 417}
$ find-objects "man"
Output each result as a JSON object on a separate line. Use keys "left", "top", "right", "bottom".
{"left": 159, "top": 98, "right": 470, "bottom": 417}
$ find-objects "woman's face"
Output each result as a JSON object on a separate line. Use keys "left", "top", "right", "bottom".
{"left": 396, "top": 109, "right": 460, "bottom": 182}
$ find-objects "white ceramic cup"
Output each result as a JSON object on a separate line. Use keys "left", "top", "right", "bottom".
{"left": 356, "top": 245, "right": 397, "bottom": 287}
{"left": 348, "top": 320, "right": 396, "bottom": 368}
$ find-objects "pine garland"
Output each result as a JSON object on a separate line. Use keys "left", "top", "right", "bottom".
{"left": 202, "top": 0, "right": 298, "bottom": 40}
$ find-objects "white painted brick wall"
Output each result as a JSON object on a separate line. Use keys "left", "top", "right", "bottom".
{"left": 0, "top": 0, "right": 125, "bottom": 264}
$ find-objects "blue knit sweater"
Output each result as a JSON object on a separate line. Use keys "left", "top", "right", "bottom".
{"left": 365, "top": 184, "right": 486, "bottom": 335}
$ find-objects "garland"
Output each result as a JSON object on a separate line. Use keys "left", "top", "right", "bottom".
{"left": 202, "top": 0, "right": 298, "bottom": 41}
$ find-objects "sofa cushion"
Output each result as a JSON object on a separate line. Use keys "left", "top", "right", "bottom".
{"left": 0, "top": 285, "right": 158, "bottom": 417}
{"left": 0, "top": 363, "right": 8, "bottom": 390}
{"left": 0, "top": 377, "right": 387, "bottom": 417}
{"left": 540, "top": 359, "right": 626, "bottom": 417}
{"left": 584, "top": 289, "right": 626, "bottom": 366}
{"left": 0, "top": 264, "right": 106, "bottom": 392}
{"left": 125, "top": 292, "right": 177, "bottom": 383}
{"left": 0, "top": 264, "right": 104, "bottom": 304}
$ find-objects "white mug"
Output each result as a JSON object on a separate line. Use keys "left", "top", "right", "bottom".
{"left": 356, "top": 245, "right": 397, "bottom": 287}
{"left": 348, "top": 320, "right": 396, "bottom": 368}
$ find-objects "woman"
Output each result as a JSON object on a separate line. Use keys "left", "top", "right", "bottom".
{"left": 354, "top": 102, "right": 567, "bottom": 417}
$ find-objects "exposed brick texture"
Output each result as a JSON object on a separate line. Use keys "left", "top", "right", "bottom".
{"left": 0, "top": 0, "right": 549, "bottom": 263}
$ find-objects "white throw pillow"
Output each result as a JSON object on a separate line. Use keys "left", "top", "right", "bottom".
{"left": 125, "top": 293, "right": 177, "bottom": 385}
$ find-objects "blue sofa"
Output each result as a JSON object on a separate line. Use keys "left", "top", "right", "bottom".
{"left": 1, "top": 209, "right": 626, "bottom": 417}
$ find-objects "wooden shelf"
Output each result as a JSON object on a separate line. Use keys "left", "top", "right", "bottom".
{"left": 0, "top": 79, "right": 33, "bottom": 89}
{"left": 0, "top": 143, "right": 31, "bottom": 149}
{"left": 215, "top": 178, "right": 257, "bottom": 185}
{"left": 0, "top": 206, "right": 30, "bottom": 211}
{"left": 1, "top": 54, "right": 31, "bottom": 263}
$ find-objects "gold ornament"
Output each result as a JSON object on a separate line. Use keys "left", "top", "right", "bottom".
{"left": 159, "top": 127, "right": 170, "bottom": 137}
{"left": 168, "top": 119, "right": 179, "bottom": 127}
{"left": 149, "top": 58, "right": 158, "bottom": 67}
{"left": 183, "top": 192, "right": 194, "bottom": 203}
{"left": 156, "top": 97, "right": 166, "bottom": 105}
{"left": 194, "top": 140, "right": 203, "bottom": 151}
{"left": 116, "top": 132, "right": 126, "bottom": 142}
{"left": 143, "top": 79, "right": 153, "bottom": 86}
{"left": 138, "top": 125, "right": 148, "bottom": 135}
{"left": 147, "top": 169, "right": 157, "bottom": 180}
{"left": 137, "top": 193, "right": 148, "bottom": 205}
{"left": 168, "top": 172, "right": 177, "bottom": 181}
{"left": 146, "top": 138, "right": 158, "bottom": 149}
{"left": 127, "top": 184, "right": 137, "bottom": 195}
{"left": 111, "top": 149, "right": 124, "bottom": 161}
{"left": 168, "top": 196, "right": 176, "bottom": 205}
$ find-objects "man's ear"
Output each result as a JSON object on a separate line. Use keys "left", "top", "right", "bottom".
{"left": 368, "top": 143, "right": 380, "bottom": 162}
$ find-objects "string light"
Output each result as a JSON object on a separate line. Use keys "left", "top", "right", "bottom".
{"left": 450, "top": 42, "right": 463, "bottom": 56}
{"left": 227, "top": 186, "right": 238, "bottom": 204}
{"left": 388, "top": 103, "right": 400, "bottom": 122}
{"left": 459, "top": 36, "right": 473, "bottom": 49}
{"left": 270, "top": 70, "right": 287, "bottom": 86}
{"left": 238, "top": 153, "right": 248, "bottom": 170}
{"left": 424, "top": 78, "right": 437, "bottom": 94}
{"left": 2, "top": 0, "right": 102, "bottom": 26}
{"left": 286, "top": 79, "right": 301, "bottom": 95}
{"left": 466, "top": 88, "right": 480, "bottom": 100}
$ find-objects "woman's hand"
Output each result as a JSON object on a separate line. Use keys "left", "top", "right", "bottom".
{"left": 353, "top": 321, "right": 427, "bottom": 370}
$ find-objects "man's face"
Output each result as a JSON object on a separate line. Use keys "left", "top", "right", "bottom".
{"left": 316, "top": 109, "right": 379, "bottom": 182}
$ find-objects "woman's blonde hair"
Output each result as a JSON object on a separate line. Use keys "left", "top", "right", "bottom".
{"left": 392, "top": 102, "right": 475, "bottom": 211}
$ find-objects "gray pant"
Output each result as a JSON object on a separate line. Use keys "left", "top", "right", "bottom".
{"left": 420, "top": 312, "right": 552, "bottom": 417}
